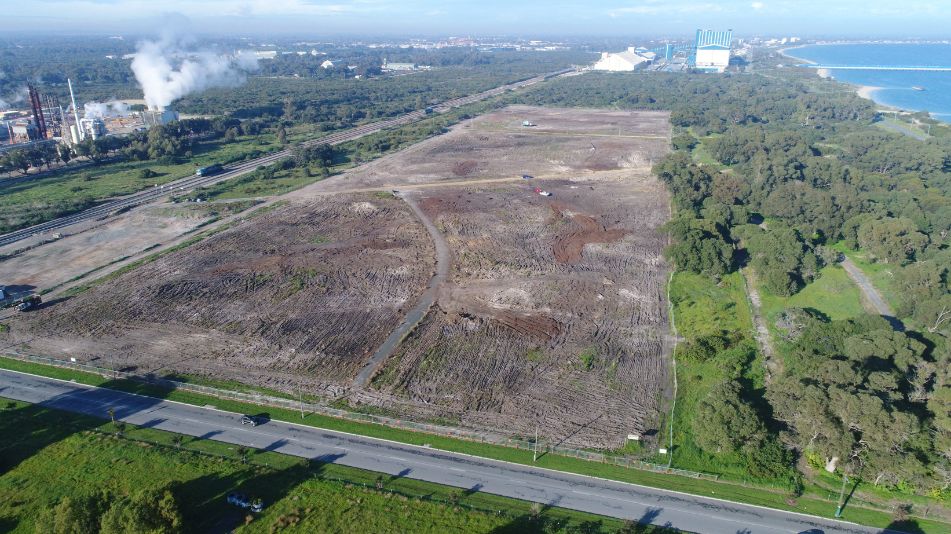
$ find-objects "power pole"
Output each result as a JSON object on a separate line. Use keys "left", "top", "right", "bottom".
{"left": 298, "top": 382, "right": 304, "bottom": 419}
{"left": 533, "top": 425, "right": 539, "bottom": 462}
{"left": 835, "top": 472, "right": 849, "bottom": 518}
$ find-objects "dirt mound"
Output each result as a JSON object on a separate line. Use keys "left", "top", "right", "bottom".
{"left": 550, "top": 204, "right": 627, "bottom": 263}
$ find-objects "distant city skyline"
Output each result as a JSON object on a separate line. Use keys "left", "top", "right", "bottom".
{"left": 6, "top": 1, "right": 951, "bottom": 37}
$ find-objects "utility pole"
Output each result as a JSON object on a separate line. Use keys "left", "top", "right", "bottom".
{"left": 834, "top": 472, "right": 849, "bottom": 518}
{"left": 533, "top": 425, "right": 539, "bottom": 462}
{"left": 298, "top": 382, "right": 304, "bottom": 419}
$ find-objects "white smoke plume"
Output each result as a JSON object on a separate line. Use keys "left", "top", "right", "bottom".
{"left": 131, "top": 25, "right": 259, "bottom": 111}
{"left": 0, "top": 86, "right": 28, "bottom": 111}
{"left": 84, "top": 101, "right": 131, "bottom": 119}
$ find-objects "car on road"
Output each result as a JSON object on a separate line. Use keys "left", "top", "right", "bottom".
{"left": 240, "top": 414, "right": 267, "bottom": 426}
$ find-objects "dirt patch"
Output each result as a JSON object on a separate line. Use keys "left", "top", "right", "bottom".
{"left": 365, "top": 177, "right": 671, "bottom": 449}
{"left": 6, "top": 194, "right": 434, "bottom": 394}
{"left": 550, "top": 203, "right": 627, "bottom": 263}
{"left": 451, "top": 160, "right": 480, "bottom": 177}
{"left": 5, "top": 106, "right": 673, "bottom": 450}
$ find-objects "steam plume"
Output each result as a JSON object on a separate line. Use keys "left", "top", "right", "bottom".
{"left": 0, "top": 86, "right": 28, "bottom": 111}
{"left": 131, "top": 29, "right": 258, "bottom": 111}
{"left": 84, "top": 101, "right": 131, "bottom": 119}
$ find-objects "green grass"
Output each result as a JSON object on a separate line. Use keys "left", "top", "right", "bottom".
{"left": 758, "top": 265, "right": 868, "bottom": 327}
{"left": 0, "top": 135, "right": 279, "bottom": 234}
{"left": 666, "top": 271, "right": 764, "bottom": 480}
{"left": 832, "top": 243, "right": 902, "bottom": 317}
{"left": 0, "top": 398, "right": 640, "bottom": 534}
{"left": 1, "top": 354, "right": 948, "bottom": 530}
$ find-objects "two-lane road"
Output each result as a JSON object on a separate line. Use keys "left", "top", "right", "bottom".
{"left": 0, "top": 369, "right": 890, "bottom": 533}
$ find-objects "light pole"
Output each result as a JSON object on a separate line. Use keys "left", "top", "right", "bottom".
{"left": 835, "top": 472, "right": 849, "bottom": 518}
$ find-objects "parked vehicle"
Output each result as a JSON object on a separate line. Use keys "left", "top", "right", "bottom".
{"left": 16, "top": 295, "right": 41, "bottom": 312}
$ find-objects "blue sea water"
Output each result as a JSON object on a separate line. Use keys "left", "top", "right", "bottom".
{"left": 787, "top": 44, "right": 951, "bottom": 123}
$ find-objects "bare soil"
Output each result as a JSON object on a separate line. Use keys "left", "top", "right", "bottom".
{"left": 6, "top": 195, "right": 434, "bottom": 395}
{"left": 362, "top": 175, "right": 671, "bottom": 449}
{"left": 5, "top": 106, "right": 672, "bottom": 449}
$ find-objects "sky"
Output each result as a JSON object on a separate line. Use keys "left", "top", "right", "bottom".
{"left": 5, "top": 0, "right": 950, "bottom": 38}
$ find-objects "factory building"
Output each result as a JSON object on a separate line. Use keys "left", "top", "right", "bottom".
{"left": 382, "top": 58, "right": 416, "bottom": 71}
{"left": 591, "top": 47, "right": 653, "bottom": 72}
{"left": 79, "top": 118, "right": 106, "bottom": 140}
{"left": 142, "top": 109, "right": 179, "bottom": 127}
{"left": 694, "top": 29, "right": 733, "bottom": 73}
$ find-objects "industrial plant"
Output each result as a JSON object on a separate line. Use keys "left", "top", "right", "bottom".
{"left": 591, "top": 29, "right": 734, "bottom": 73}
{"left": 0, "top": 80, "right": 178, "bottom": 152}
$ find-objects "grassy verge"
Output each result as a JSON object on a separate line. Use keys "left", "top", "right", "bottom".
{"left": 1, "top": 356, "right": 946, "bottom": 531}
{"left": 667, "top": 271, "right": 766, "bottom": 480}
{"left": 0, "top": 398, "right": 645, "bottom": 534}
{"left": 0, "top": 135, "right": 279, "bottom": 234}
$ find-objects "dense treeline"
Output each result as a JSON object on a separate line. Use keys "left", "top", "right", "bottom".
{"left": 177, "top": 51, "right": 591, "bottom": 124}
{"left": 521, "top": 71, "right": 951, "bottom": 496}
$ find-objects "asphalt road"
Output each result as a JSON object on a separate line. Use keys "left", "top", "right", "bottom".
{"left": 0, "top": 369, "right": 892, "bottom": 534}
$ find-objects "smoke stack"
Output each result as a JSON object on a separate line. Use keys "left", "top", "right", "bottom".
{"left": 28, "top": 85, "right": 47, "bottom": 140}
{"left": 68, "top": 79, "right": 83, "bottom": 141}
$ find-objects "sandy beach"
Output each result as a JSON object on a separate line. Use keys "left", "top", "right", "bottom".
{"left": 856, "top": 85, "right": 883, "bottom": 101}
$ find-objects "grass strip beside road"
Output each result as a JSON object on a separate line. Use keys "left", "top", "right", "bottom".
{"left": 1, "top": 356, "right": 946, "bottom": 531}
{"left": 0, "top": 398, "right": 642, "bottom": 534}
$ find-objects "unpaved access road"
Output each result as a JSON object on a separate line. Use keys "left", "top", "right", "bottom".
{"left": 353, "top": 191, "right": 451, "bottom": 387}
{"left": 841, "top": 257, "right": 893, "bottom": 316}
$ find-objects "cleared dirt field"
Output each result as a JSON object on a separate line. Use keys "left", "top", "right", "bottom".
{"left": 339, "top": 106, "right": 673, "bottom": 448}
{"left": 294, "top": 105, "right": 670, "bottom": 194}
{"left": 6, "top": 195, "right": 434, "bottom": 393}
{"left": 4, "top": 106, "right": 671, "bottom": 449}
{"left": 0, "top": 202, "right": 250, "bottom": 294}
{"left": 361, "top": 175, "right": 671, "bottom": 448}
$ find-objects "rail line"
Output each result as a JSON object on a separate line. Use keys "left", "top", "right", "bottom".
{"left": 0, "top": 69, "right": 573, "bottom": 248}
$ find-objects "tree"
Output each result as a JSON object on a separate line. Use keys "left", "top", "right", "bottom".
{"left": 100, "top": 488, "right": 182, "bottom": 534}
{"left": 276, "top": 126, "right": 287, "bottom": 145}
{"left": 35, "top": 494, "right": 105, "bottom": 534}
{"left": 664, "top": 217, "right": 733, "bottom": 277}
{"left": 692, "top": 381, "right": 763, "bottom": 454}
{"left": 57, "top": 144, "right": 73, "bottom": 166}
{"left": 858, "top": 217, "right": 928, "bottom": 264}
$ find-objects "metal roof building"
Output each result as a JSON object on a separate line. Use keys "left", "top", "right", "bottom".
{"left": 694, "top": 29, "right": 733, "bottom": 72}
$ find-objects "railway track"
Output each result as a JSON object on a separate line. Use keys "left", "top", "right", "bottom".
{"left": 0, "top": 69, "right": 573, "bottom": 249}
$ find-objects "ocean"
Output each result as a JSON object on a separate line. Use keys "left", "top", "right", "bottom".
{"left": 785, "top": 43, "right": 951, "bottom": 123}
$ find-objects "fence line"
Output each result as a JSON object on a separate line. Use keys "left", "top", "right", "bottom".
{"left": 3, "top": 351, "right": 717, "bottom": 481}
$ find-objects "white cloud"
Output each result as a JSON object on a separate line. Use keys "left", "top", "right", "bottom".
{"left": 751, "top": 1, "right": 765, "bottom": 9}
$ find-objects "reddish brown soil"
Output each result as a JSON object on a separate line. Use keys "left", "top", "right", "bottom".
{"left": 550, "top": 203, "right": 627, "bottom": 264}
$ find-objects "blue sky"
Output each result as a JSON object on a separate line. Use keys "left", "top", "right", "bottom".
{"left": 6, "top": 1, "right": 950, "bottom": 37}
